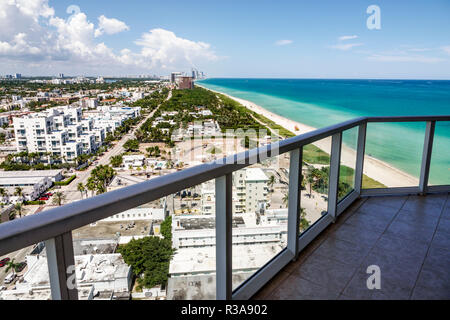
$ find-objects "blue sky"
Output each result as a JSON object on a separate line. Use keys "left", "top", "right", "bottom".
{"left": 1, "top": 0, "right": 449, "bottom": 78}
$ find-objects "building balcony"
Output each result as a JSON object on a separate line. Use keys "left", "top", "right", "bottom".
{"left": 0, "top": 115, "right": 449, "bottom": 300}
{"left": 253, "top": 193, "right": 449, "bottom": 300}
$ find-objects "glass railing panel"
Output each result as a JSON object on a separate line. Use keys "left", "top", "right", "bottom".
{"left": 429, "top": 121, "right": 450, "bottom": 186}
{"left": 70, "top": 180, "right": 216, "bottom": 300}
{"left": 301, "top": 137, "right": 332, "bottom": 233}
{"left": 338, "top": 127, "right": 358, "bottom": 202}
{"left": 231, "top": 153, "right": 289, "bottom": 291}
{"left": 0, "top": 239, "right": 56, "bottom": 300}
{"left": 362, "top": 122, "right": 425, "bottom": 189}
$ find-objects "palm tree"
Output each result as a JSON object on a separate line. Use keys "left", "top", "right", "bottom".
{"left": 5, "top": 258, "right": 21, "bottom": 276}
{"left": 77, "top": 183, "right": 86, "bottom": 199}
{"left": 14, "top": 202, "right": 23, "bottom": 218}
{"left": 86, "top": 177, "right": 96, "bottom": 197}
{"left": 0, "top": 187, "right": 8, "bottom": 203}
{"left": 268, "top": 175, "right": 275, "bottom": 191}
{"left": 14, "top": 187, "right": 23, "bottom": 202}
{"left": 52, "top": 191, "right": 66, "bottom": 206}
{"left": 282, "top": 193, "right": 289, "bottom": 206}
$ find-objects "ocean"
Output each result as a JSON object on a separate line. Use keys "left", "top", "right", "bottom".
{"left": 197, "top": 78, "right": 450, "bottom": 185}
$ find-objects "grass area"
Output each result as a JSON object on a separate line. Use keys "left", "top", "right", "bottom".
{"left": 340, "top": 165, "right": 387, "bottom": 189}
{"left": 207, "top": 146, "right": 222, "bottom": 154}
{"left": 303, "top": 144, "right": 331, "bottom": 164}
{"left": 362, "top": 174, "right": 387, "bottom": 189}
{"left": 54, "top": 175, "right": 76, "bottom": 186}
{"left": 251, "top": 112, "right": 296, "bottom": 138}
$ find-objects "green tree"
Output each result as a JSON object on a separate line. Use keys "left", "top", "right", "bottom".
{"left": 14, "top": 202, "right": 23, "bottom": 218}
{"left": 123, "top": 139, "right": 139, "bottom": 152}
{"left": 52, "top": 191, "right": 66, "bottom": 206}
{"left": 0, "top": 187, "right": 8, "bottom": 203}
{"left": 117, "top": 236, "right": 175, "bottom": 290}
{"left": 299, "top": 208, "right": 311, "bottom": 233}
{"left": 160, "top": 216, "right": 172, "bottom": 242}
{"left": 88, "top": 165, "right": 115, "bottom": 195}
{"left": 110, "top": 154, "right": 123, "bottom": 167}
{"left": 14, "top": 187, "right": 23, "bottom": 201}
{"left": 77, "top": 183, "right": 86, "bottom": 199}
{"left": 5, "top": 258, "right": 21, "bottom": 276}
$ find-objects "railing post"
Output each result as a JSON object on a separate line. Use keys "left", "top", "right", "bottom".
{"left": 287, "top": 148, "right": 302, "bottom": 260}
{"left": 44, "top": 232, "right": 78, "bottom": 300}
{"left": 419, "top": 121, "right": 436, "bottom": 195}
{"left": 215, "top": 174, "right": 232, "bottom": 300}
{"left": 355, "top": 123, "right": 367, "bottom": 194}
{"left": 328, "top": 132, "right": 342, "bottom": 220}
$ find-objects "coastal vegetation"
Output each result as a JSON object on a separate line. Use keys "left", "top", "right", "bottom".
{"left": 117, "top": 235, "right": 175, "bottom": 290}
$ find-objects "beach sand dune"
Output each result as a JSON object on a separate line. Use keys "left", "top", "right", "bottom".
{"left": 199, "top": 85, "right": 419, "bottom": 188}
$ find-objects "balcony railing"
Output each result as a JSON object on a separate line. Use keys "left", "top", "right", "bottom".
{"left": 0, "top": 115, "right": 449, "bottom": 300}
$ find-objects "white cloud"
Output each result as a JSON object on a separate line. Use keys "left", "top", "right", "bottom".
{"left": 275, "top": 39, "right": 293, "bottom": 46}
{"left": 330, "top": 43, "right": 363, "bottom": 51}
{"left": 0, "top": 0, "right": 218, "bottom": 74}
{"left": 367, "top": 54, "right": 445, "bottom": 63}
{"left": 134, "top": 28, "right": 218, "bottom": 70}
{"left": 442, "top": 46, "right": 450, "bottom": 55}
{"left": 338, "top": 35, "right": 358, "bottom": 41}
{"left": 95, "top": 15, "right": 130, "bottom": 37}
{"left": 407, "top": 48, "right": 431, "bottom": 52}
{"left": 330, "top": 35, "right": 361, "bottom": 51}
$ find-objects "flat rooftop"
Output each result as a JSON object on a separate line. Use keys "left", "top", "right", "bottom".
{"left": 72, "top": 220, "right": 152, "bottom": 240}
{"left": 169, "top": 243, "right": 285, "bottom": 275}
{"left": 22, "top": 254, "right": 130, "bottom": 288}
{"left": 0, "top": 170, "right": 62, "bottom": 178}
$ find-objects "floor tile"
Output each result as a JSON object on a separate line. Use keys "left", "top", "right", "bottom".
{"left": 385, "top": 219, "right": 436, "bottom": 243}
{"left": 357, "top": 201, "right": 400, "bottom": 220}
{"left": 366, "top": 196, "right": 408, "bottom": 210}
{"left": 345, "top": 209, "right": 393, "bottom": 232}
{"left": 393, "top": 208, "right": 440, "bottom": 229}
{"left": 251, "top": 271, "right": 291, "bottom": 300}
{"left": 331, "top": 222, "right": 382, "bottom": 247}
{"left": 268, "top": 274, "right": 340, "bottom": 300}
{"left": 374, "top": 233, "right": 429, "bottom": 260}
{"left": 402, "top": 197, "right": 444, "bottom": 216}
{"left": 314, "top": 236, "right": 371, "bottom": 266}
{"left": 342, "top": 269, "right": 411, "bottom": 300}
{"left": 291, "top": 253, "right": 357, "bottom": 293}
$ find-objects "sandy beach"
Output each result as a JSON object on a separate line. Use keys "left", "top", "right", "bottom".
{"left": 197, "top": 84, "right": 419, "bottom": 188}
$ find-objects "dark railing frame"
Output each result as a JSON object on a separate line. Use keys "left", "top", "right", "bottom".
{"left": 0, "top": 115, "right": 449, "bottom": 300}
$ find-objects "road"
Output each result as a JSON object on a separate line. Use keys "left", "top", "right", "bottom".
{"left": 59, "top": 90, "right": 172, "bottom": 203}
{"left": 0, "top": 245, "right": 34, "bottom": 287}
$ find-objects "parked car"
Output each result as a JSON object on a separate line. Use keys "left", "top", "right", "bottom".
{"left": 0, "top": 286, "right": 6, "bottom": 291}
{"left": 15, "top": 262, "right": 27, "bottom": 273}
{"left": 4, "top": 273, "right": 15, "bottom": 284}
{"left": 45, "top": 192, "right": 53, "bottom": 197}
{"left": 0, "top": 258, "right": 10, "bottom": 267}
{"left": 39, "top": 196, "right": 49, "bottom": 201}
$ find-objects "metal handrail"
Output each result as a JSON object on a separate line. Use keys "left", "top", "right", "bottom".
{"left": 1, "top": 115, "right": 449, "bottom": 256}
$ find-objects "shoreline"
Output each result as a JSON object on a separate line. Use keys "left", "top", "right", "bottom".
{"left": 196, "top": 83, "right": 419, "bottom": 188}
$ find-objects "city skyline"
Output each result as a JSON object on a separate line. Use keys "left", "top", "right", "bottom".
{"left": 1, "top": 0, "right": 450, "bottom": 79}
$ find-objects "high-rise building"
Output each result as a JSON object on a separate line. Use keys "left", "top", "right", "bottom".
{"left": 178, "top": 77, "right": 194, "bottom": 90}
{"left": 170, "top": 72, "right": 183, "bottom": 83}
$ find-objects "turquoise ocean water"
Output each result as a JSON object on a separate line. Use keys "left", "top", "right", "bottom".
{"left": 198, "top": 78, "right": 450, "bottom": 185}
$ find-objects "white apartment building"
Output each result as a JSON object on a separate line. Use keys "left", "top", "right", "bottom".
{"left": 233, "top": 168, "right": 269, "bottom": 214}
{"left": 199, "top": 169, "right": 269, "bottom": 216}
{"left": 13, "top": 106, "right": 101, "bottom": 162}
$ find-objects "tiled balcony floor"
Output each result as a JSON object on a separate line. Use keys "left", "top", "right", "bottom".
{"left": 252, "top": 193, "right": 450, "bottom": 300}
